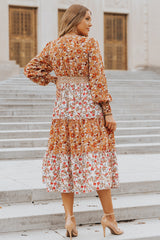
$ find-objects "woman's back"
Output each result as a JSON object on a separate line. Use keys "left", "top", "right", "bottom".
{"left": 51, "top": 35, "right": 90, "bottom": 77}
{"left": 24, "top": 34, "right": 112, "bottom": 104}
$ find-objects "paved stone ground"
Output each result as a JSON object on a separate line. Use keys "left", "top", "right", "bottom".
{"left": 0, "top": 154, "right": 160, "bottom": 240}
{"left": 0, "top": 218, "right": 160, "bottom": 240}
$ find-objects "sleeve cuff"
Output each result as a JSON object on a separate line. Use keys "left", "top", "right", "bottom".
{"left": 100, "top": 101, "right": 112, "bottom": 115}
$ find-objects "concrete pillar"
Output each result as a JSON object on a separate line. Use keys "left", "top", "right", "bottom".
{"left": 87, "top": 0, "right": 104, "bottom": 60}
{"left": 130, "top": 0, "right": 148, "bottom": 70}
{"left": 0, "top": 0, "right": 9, "bottom": 62}
{"left": 0, "top": 0, "right": 19, "bottom": 80}
{"left": 38, "top": 0, "right": 58, "bottom": 51}
{"left": 148, "top": 0, "right": 160, "bottom": 68}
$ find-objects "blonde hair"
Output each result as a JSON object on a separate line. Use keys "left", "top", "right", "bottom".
{"left": 59, "top": 4, "right": 91, "bottom": 37}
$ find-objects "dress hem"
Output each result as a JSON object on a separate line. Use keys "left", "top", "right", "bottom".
{"left": 42, "top": 181, "right": 120, "bottom": 195}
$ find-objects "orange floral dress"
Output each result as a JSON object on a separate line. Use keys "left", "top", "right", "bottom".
{"left": 24, "top": 34, "right": 120, "bottom": 194}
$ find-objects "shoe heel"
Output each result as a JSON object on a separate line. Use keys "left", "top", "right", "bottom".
{"left": 65, "top": 215, "right": 74, "bottom": 240}
{"left": 101, "top": 213, "right": 124, "bottom": 236}
{"left": 67, "top": 227, "right": 73, "bottom": 240}
{"left": 102, "top": 223, "right": 106, "bottom": 237}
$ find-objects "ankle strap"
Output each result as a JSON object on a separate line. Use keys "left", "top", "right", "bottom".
{"left": 64, "top": 214, "right": 75, "bottom": 219}
{"left": 103, "top": 212, "right": 114, "bottom": 216}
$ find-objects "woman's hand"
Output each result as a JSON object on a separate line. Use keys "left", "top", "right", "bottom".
{"left": 104, "top": 115, "right": 117, "bottom": 132}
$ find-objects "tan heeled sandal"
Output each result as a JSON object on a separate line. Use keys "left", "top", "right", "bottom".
{"left": 101, "top": 212, "right": 124, "bottom": 237}
{"left": 64, "top": 215, "right": 78, "bottom": 239}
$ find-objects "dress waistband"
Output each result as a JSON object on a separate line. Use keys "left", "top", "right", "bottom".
{"left": 56, "top": 76, "right": 89, "bottom": 85}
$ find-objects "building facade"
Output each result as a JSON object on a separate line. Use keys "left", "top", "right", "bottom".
{"left": 0, "top": 0, "right": 160, "bottom": 74}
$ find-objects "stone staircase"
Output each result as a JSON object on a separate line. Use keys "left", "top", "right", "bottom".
{"left": 0, "top": 70, "right": 160, "bottom": 160}
{"left": 0, "top": 70, "right": 160, "bottom": 239}
{"left": 0, "top": 154, "right": 160, "bottom": 239}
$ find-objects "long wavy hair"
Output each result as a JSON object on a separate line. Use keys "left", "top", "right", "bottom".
{"left": 59, "top": 4, "right": 91, "bottom": 37}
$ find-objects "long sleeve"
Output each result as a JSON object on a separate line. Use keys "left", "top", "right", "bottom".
{"left": 88, "top": 37, "right": 112, "bottom": 114}
{"left": 24, "top": 41, "right": 56, "bottom": 86}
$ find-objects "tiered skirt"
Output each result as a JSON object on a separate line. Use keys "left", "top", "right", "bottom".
{"left": 42, "top": 76, "right": 120, "bottom": 194}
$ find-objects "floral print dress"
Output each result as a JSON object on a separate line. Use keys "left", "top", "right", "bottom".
{"left": 24, "top": 34, "right": 120, "bottom": 194}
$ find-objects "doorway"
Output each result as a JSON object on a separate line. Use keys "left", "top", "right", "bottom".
{"left": 9, "top": 6, "right": 37, "bottom": 67}
{"left": 104, "top": 13, "right": 127, "bottom": 70}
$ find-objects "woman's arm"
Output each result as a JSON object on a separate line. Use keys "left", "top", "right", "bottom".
{"left": 100, "top": 101, "right": 112, "bottom": 115}
{"left": 88, "top": 37, "right": 112, "bottom": 115}
{"left": 24, "top": 41, "right": 57, "bottom": 86}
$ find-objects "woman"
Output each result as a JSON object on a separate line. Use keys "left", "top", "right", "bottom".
{"left": 24, "top": 4, "right": 124, "bottom": 239}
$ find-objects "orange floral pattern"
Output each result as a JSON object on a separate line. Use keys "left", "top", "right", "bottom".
{"left": 24, "top": 35, "right": 120, "bottom": 194}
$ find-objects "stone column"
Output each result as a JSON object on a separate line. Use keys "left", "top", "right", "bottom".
{"left": 38, "top": 0, "right": 58, "bottom": 51}
{"left": 87, "top": 0, "right": 104, "bottom": 60}
{"left": 0, "top": 0, "right": 19, "bottom": 80}
{"left": 148, "top": 0, "right": 160, "bottom": 68}
{"left": 0, "top": 0, "right": 9, "bottom": 62}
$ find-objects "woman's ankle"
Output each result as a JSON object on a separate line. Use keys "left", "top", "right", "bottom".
{"left": 104, "top": 213, "right": 116, "bottom": 222}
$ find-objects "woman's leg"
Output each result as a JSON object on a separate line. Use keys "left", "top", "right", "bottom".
{"left": 61, "top": 192, "right": 74, "bottom": 218}
{"left": 97, "top": 188, "right": 124, "bottom": 236}
{"left": 96, "top": 189, "right": 116, "bottom": 222}
{"left": 61, "top": 192, "right": 77, "bottom": 235}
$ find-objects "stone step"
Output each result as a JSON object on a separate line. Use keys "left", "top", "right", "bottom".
{"left": 0, "top": 179, "right": 159, "bottom": 204}
{"left": 117, "top": 142, "right": 160, "bottom": 154}
{"left": 1, "top": 84, "right": 160, "bottom": 90}
{"left": 0, "top": 120, "right": 160, "bottom": 131}
{"left": 0, "top": 142, "right": 160, "bottom": 160}
{"left": 117, "top": 120, "right": 160, "bottom": 128}
{"left": 0, "top": 127, "right": 160, "bottom": 139}
{"left": 113, "top": 114, "right": 160, "bottom": 120}
{"left": 1, "top": 134, "right": 160, "bottom": 148}
{"left": 0, "top": 129, "right": 50, "bottom": 139}
{"left": 116, "top": 134, "right": 160, "bottom": 144}
{"left": 6, "top": 74, "right": 160, "bottom": 79}
{"left": 107, "top": 75, "right": 160, "bottom": 80}
{"left": 105, "top": 69, "right": 160, "bottom": 74}
{"left": 0, "top": 98, "right": 160, "bottom": 104}
{"left": 0, "top": 108, "right": 160, "bottom": 116}
{"left": 109, "top": 74, "right": 160, "bottom": 81}
{"left": 0, "top": 154, "right": 159, "bottom": 202}
{"left": 108, "top": 78, "right": 160, "bottom": 82}
{"left": 2, "top": 77, "right": 160, "bottom": 82}
{"left": 1, "top": 80, "right": 160, "bottom": 87}
{"left": 0, "top": 105, "right": 55, "bottom": 111}
{"left": 0, "top": 108, "right": 159, "bottom": 115}
{"left": 1, "top": 218, "right": 160, "bottom": 240}
{"left": 0, "top": 93, "right": 55, "bottom": 98}
{"left": 0, "top": 114, "right": 159, "bottom": 122}
{"left": 0, "top": 115, "right": 52, "bottom": 122}
{"left": 0, "top": 98, "right": 54, "bottom": 103}
{"left": 0, "top": 122, "right": 51, "bottom": 131}
{"left": 2, "top": 82, "right": 160, "bottom": 88}
{"left": 0, "top": 110, "right": 53, "bottom": 116}
{"left": 0, "top": 84, "right": 55, "bottom": 88}
{"left": 0, "top": 138, "right": 48, "bottom": 148}
{"left": 0, "top": 102, "right": 160, "bottom": 111}
{"left": 0, "top": 86, "right": 159, "bottom": 92}
{"left": 5, "top": 81, "right": 160, "bottom": 86}
{"left": 10, "top": 75, "right": 160, "bottom": 80}
{"left": 115, "top": 127, "right": 160, "bottom": 135}
{"left": 0, "top": 92, "right": 160, "bottom": 99}
{"left": 2, "top": 79, "right": 159, "bottom": 85}
{"left": 108, "top": 76, "right": 160, "bottom": 79}
{"left": 0, "top": 102, "right": 160, "bottom": 110}
{"left": 10, "top": 77, "right": 160, "bottom": 81}
{"left": 0, "top": 192, "right": 159, "bottom": 233}
{"left": 1, "top": 83, "right": 160, "bottom": 88}
{"left": 9, "top": 79, "right": 160, "bottom": 84}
